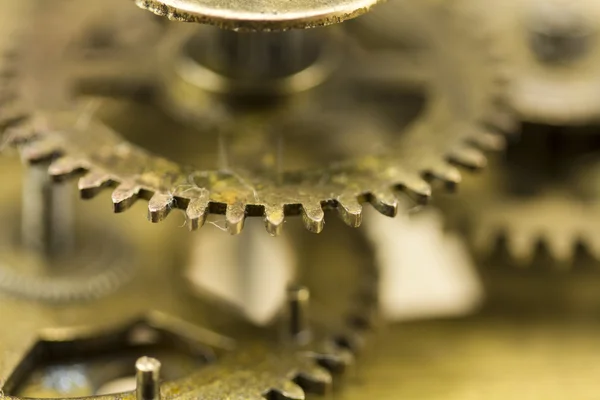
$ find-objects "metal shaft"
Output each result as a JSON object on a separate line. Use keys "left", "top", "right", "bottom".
{"left": 287, "top": 285, "right": 311, "bottom": 343}
{"left": 528, "top": 2, "right": 595, "bottom": 64}
{"left": 136, "top": 357, "right": 161, "bottom": 400}
{"left": 203, "top": 28, "right": 319, "bottom": 81}
{"left": 21, "top": 164, "right": 74, "bottom": 261}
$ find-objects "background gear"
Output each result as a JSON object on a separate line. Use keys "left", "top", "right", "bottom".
{"left": 465, "top": 0, "right": 600, "bottom": 125}
{"left": 441, "top": 125, "right": 600, "bottom": 264}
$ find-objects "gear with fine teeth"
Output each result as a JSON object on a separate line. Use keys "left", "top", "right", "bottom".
{"left": 0, "top": 215, "right": 378, "bottom": 400}
{"left": 2, "top": 0, "right": 513, "bottom": 236}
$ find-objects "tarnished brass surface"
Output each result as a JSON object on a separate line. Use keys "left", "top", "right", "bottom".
{"left": 3, "top": 0, "right": 512, "bottom": 236}
{"left": 0, "top": 154, "right": 379, "bottom": 399}
{"left": 133, "top": 0, "right": 384, "bottom": 30}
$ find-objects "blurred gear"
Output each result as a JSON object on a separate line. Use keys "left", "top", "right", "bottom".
{"left": 443, "top": 125, "right": 600, "bottom": 264}
{"left": 466, "top": 0, "right": 600, "bottom": 125}
{"left": 2, "top": 0, "right": 513, "bottom": 235}
{"left": 0, "top": 216, "right": 379, "bottom": 400}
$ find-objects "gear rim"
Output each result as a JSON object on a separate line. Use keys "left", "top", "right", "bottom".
{"left": 1, "top": 0, "right": 515, "bottom": 236}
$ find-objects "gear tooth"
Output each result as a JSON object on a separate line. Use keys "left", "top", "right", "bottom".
{"left": 469, "top": 131, "right": 507, "bottom": 151}
{"left": 294, "top": 365, "right": 332, "bottom": 395}
{"left": 399, "top": 177, "right": 431, "bottom": 205}
{"left": 0, "top": 101, "right": 27, "bottom": 125}
{"left": 448, "top": 147, "right": 487, "bottom": 170}
{"left": 225, "top": 203, "right": 246, "bottom": 235}
{"left": 148, "top": 192, "right": 175, "bottom": 223}
{"left": 20, "top": 139, "right": 59, "bottom": 163}
{"left": 48, "top": 156, "right": 84, "bottom": 179}
{"left": 485, "top": 109, "right": 518, "bottom": 134}
{"left": 583, "top": 234, "right": 600, "bottom": 261}
{"left": 269, "top": 380, "right": 305, "bottom": 400}
{"left": 334, "top": 331, "right": 365, "bottom": 353}
{"left": 264, "top": 205, "right": 285, "bottom": 236}
{"left": 506, "top": 232, "right": 537, "bottom": 265}
{"left": 298, "top": 364, "right": 332, "bottom": 387}
{"left": 78, "top": 171, "right": 112, "bottom": 199}
{"left": 1, "top": 123, "right": 32, "bottom": 147}
{"left": 316, "top": 342, "right": 354, "bottom": 374}
{"left": 112, "top": 183, "right": 141, "bottom": 213}
{"left": 427, "top": 164, "right": 462, "bottom": 191}
{"left": 369, "top": 190, "right": 398, "bottom": 217}
{"left": 544, "top": 232, "right": 576, "bottom": 263}
{"left": 336, "top": 195, "right": 362, "bottom": 228}
{"left": 186, "top": 196, "right": 209, "bottom": 231}
{"left": 301, "top": 202, "right": 325, "bottom": 233}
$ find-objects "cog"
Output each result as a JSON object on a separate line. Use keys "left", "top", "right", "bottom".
{"left": 465, "top": 0, "right": 600, "bottom": 125}
{"left": 441, "top": 126, "right": 600, "bottom": 265}
{"left": 0, "top": 217, "right": 378, "bottom": 400}
{"left": 134, "top": 0, "right": 385, "bottom": 30}
{"left": 471, "top": 192, "right": 600, "bottom": 264}
{"left": 2, "top": 0, "right": 514, "bottom": 236}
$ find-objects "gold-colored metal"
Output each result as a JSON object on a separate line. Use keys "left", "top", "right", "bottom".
{"left": 465, "top": 0, "right": 600, "bottom": 125}
{"left": 0, "top": 195, "right": 379, "bottom": 399}
{"left": 440, "top": 124, "right": 600, "bottom": 264}
{"left": 136, "top": 357, "right": 161, "bottom": 400}
{"left": 134, "top": 0, "right": 384, "bottom": 31}
{"left": 2, "top": 0, "right": 513, "bottom": 236}
{"left": 8, "top": 0, "right": 600, "bottom": 399}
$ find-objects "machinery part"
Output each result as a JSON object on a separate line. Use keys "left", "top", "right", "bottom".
{"left": 441, "top": 125, "right": 600, "bottom": 265}
{"left": 465, "top": 0, "right": 600, "bottom": 125}
{"left": 0, "top": 217, "right": 136, "bottom": 302}
{"left": 0, "top": 215, "right": 379, "bottom": 400}
{"left": 471, "top": 193, "right": 600, "bottom": 264}
{"left": 133, "top": 0, "right": 384, "bottom": 30}
{"left": 0, "top": 155, "right": 135, "bottom": 302}
{"left": 2, "top": 0, "right": 513, "bottom": 235}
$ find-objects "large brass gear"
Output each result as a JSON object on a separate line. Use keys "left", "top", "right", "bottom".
{"left": 2, "top": 0, "right": 513, "bottom": 236}
{"left": 0, "top": 211, "right": 378, "bottom": 400}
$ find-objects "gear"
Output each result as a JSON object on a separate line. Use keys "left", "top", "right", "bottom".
{"left": 2, "top": 0, "right": 513, "bottom": 236}
{"left": 0, "top": 215, "right": 378, "bottom": 400}
{"left": 134, "top": 0, "right": 384, "bottom": 30}
{"left": 0, "top": 218, "right": 136, "bottom": 303}
{"left": 441, "top": 125, "right": 600, "bottom": 265}
{"left": 465, "top": 0, "right": 600, "bottom": 125}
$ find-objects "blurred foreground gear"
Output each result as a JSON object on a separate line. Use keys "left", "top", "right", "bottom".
{"left": 2, "top": 0, "right": 513, "bottom": 235}
{"left": 0, "top": 214, "right": 379, "bottom": 400}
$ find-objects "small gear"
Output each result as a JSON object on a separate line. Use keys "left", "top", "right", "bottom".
{"left": 0, "top": 220, "right": 136, "bottom": 303}
{"left": 442, "top": 126, "right": 600, "bottom": 265}
{"left": 471, "top": 192, "right": 600, "bottom": 264}
{"left": 466, "top": 0, "right": 600, "bottom": 125}
{"left": 0, "top": 217, "right": 378, "bottom": 400}
{"left": 2, "top": 0, "right": 513, "bottom": 236}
